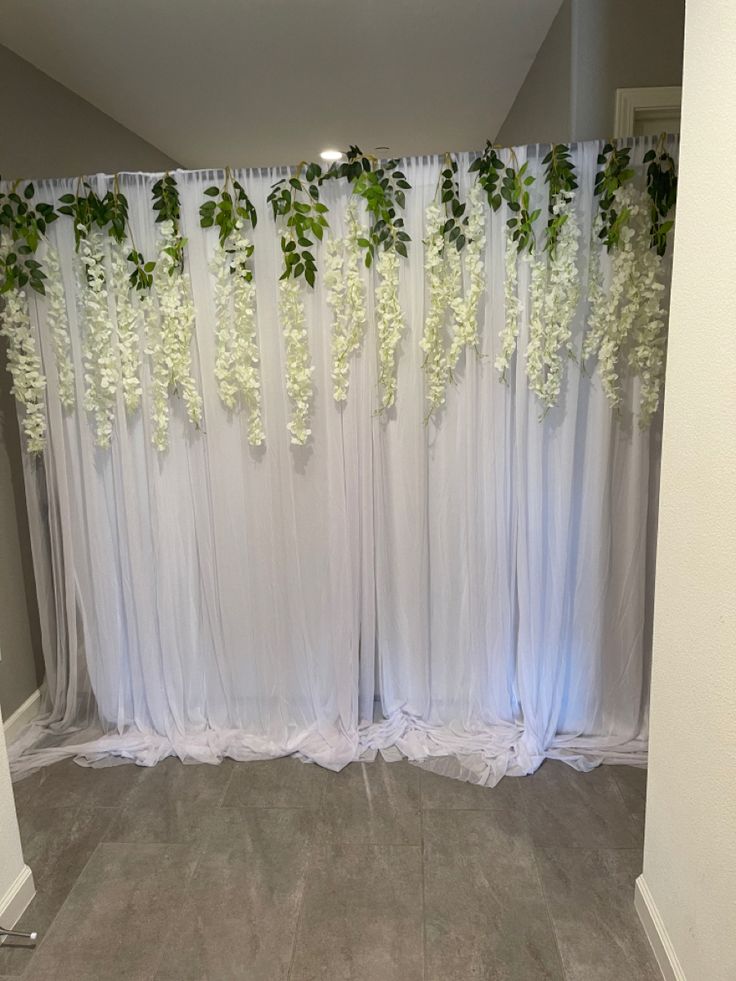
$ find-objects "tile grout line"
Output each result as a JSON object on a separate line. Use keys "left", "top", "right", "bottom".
{"left": 285, "top": 770, "right": 329, "bottom": 980}
{"left": 530, "top": 841, "right": 570, "bottom": 981}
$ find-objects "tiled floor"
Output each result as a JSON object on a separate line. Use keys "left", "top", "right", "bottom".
{"left": 1, "top": 757, "right": 660, "bottom": 981}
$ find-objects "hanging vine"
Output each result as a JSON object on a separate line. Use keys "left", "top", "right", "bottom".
{"left": 268, "top": 164, "right": 326, "bottom": 442}
{"left": 201, "top": 172, "right": 264, "bottom": 444}
{"left": 644, "top": 140, "right": 677, "bottom": 256}
{"left": 323, "top": 147, "right": 410, "bottom": 410}
{"left": 495, "top": 153, "right": 539, "bottom": 381}
{"left": 421, "top": 156, "right": 465, "bottom": 414}
{"left": 0, "top": 181, "right": 57, "bottom": 453}
{"left": 585, "top": 142, "right": 669, "bottom": 426}
{"left": 525, "top": 145, "right": 581, "bottom": 410}
{"left": 324, "top": 200, "right": 367, "bottom": 402}
{"left": 147, "top": 173, "right": 203, "bottom": 450}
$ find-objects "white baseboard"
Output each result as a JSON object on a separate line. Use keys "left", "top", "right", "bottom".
{"left": 3, "top": 688, "right": 41, "bottom": 745}
{"left": 635, "top": 875, "right": 687, "bottom": 981}
{"left": 0, "top": 865, "right": 35, "bottom": 942}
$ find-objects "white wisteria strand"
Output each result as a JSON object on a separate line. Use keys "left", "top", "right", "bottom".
{"left": 495, "top": 235, "right": 523, "bottom": 381}
{"left": 376, "top": 248, "right": 405, "bottom": 411}
{"left": 448, "top": 181, "right": 486, "bottom": 369}
{"left": 324, "top": 202, "right": 367, "bottom": 402}
{"left": 211, "top": 223, "right": 264, "bottom": 445}
{"left": 0, "top": 281, "right": 47, "bottom": 453}
{"left": 148, "top": 219, "right": 203, "bottom": 452}
{"left": 78, "top": 228, "right": 118, "bottom": 447}
{"left": 44, "top": 244, "right": 75, "bottom": 410}
{"left": 278, "top": 272, "right": 314, "bottom": 445}
{"left": 525, "top": 191, "right": 581, "bottom": 410}
{"left": 420, "top": 201, "right": 462, "bottom": 413}
{"left": 584, "top": 185, "right": 667, "bottom": 425}
{"left": 110, "top": 240, "right": 142, "bottom": 414}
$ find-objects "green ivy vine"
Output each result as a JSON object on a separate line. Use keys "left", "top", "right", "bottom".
{"left": 502, "top": 154, "right": 538, "bottom": 254}
{"left": 644, "top": 142, "right": 677, "bottom": 256}
{"left": 593, "top": 143, "right": 635, "bottom": 252}
{"left": 200, "top": 170, "right": 257, "bottom": 278}
{"left": 541, "top": 144, "right": 577, "bottom": 258}
{"left": 152, "top": 173, "right": 186, "bottom": 274}
{"left": 58, "top": 178, "right": 156, "bottom": 290}
{"left": 435, "top": 155, "right": 468, "bottom": 252}
{"left": 323, "top": 146, "right": 411, "bottom": 265}
{"left": 268, "top": 162, "right": 328, "bottom": 287}
{"left": 469, "top": 141, "right": 505, "bottom": 212}
{"left": 0, "top": 181, "right": 57, "bottom": 294}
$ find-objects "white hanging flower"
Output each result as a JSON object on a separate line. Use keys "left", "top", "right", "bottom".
{"left": 109, "top": 239, "right": 142, "bottom": 413}
{"left": 324, "top": 201, "right": 367, "bottom": 402}
{"left": 278, "top": 271, "right": 313, "bottom": 445}
{"left": 0, "top": 280, "right": 47, "bottom": 453}
{"left": 148, "top": 219, "right": 203, "bottom": 451}
{"left": 627, "top": 246, "right": 667, "bottom": 427}
{"left": 211, "top": 222, "right": 264, "bottom": 445}
{"left": 525, "top": 191, "right": 581, "bottom": 409}
{"left": 448, "top": 181, "right": 486, "bottom": 367}
{"left": 44, "top": 244, "right": 75, "bottom": 410}
{"left": 376, "top": 248, "right": 405, "bottom": 411}
{"left": 420, "top": 201, "right": 462, "bottom": 413}
{"left": 584, "top": 185, "right": 667, "bottom": 424}
{"left": 78, "top": 228, "right": 118, "bottom": 447}
{"left": 495, "top": 235, "right": 523, "bottom": 381}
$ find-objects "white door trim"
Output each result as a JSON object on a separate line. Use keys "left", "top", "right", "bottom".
{"left": 614, "top": 86, "right": 682, "bottom": 137}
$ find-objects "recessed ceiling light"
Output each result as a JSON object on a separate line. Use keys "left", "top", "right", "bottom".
{"left": 320, "top": 149, "right": 343, "bottom": 161}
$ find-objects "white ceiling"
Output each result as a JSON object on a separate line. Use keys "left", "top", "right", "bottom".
{"left": 0, "top": 0, "right": 562, "bottom": 169}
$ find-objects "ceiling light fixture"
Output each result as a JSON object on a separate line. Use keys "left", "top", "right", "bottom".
{"left": 320, "top": 149, "right": 343, "bottom": 161}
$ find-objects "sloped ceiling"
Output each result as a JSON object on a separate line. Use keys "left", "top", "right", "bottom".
{"left": 0, "top": 0, "right": 562, "bottom": 168}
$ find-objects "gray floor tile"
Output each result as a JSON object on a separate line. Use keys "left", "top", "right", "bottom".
{"left": 23, "top": 842, "right": 198, "bottom": 981}
{"left": 420, "top": 766, "right": 521, "bottom": 810}
{"left": 104, "top": 757, "right": 233, "bottom": 844}
{"left": 223, "top": 757, "right": 326, "bottom": 809}
{"left": 12, "top": 759, "right": 144, "bottom": 814}
{"left": 318, "top": 759, "right": 421, "bottom": 844}
{"left": 153, "top": 807, "right": 316, "bottom": 981}
{"left": 0, "top": 805, "right": 116, "bottom": 977}
{"left": 424, "top": 809, "right": 564, "bottom": 981}
{"left": 519, "top": 761, "right": 642, "bottom": 848}
{"left": 535, "top": 846, "right": 661, "bottom": 981}
{"left": 289, "top": 843, "right": 423, "bottom": 981}
{"left": 609, "top": 765, "right": 647, "bottom": 837}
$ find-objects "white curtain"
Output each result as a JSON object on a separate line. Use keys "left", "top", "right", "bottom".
{"left": 10, "top": 138, "right": 673, "bottom": 784}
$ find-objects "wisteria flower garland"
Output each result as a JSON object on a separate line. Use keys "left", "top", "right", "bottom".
{"left": 420, "top": 201, "right": 462, "bottom": 413}
{"left": 211, "top": 223, "right": 264, "bottom": 445}
{"left": 525, "top": 192, "right": 581, "bottom": 409}
{"left": 44, "top": 245, "right": 75, "bottom": 410}
{"left": 584, "top": 185, "right": 667, "bottom": 423}
{"left": 376, "top": 248, "right": 405, "bottom": 411}
{"left": 278, "top": 267, "right": 313, "bottom": 445}
{"left": 448, "top": 182, "right": 486, "bottom": 368}
{"left": 110, "top": 240, "right": 142, "bottom": 413}
{"left": 0, "top": 284, "right": 47, "bottom": 453}
{"left": 148, "top": 219, "right": 203, "bottom": 451}
{"left": 324, "top": 201, "right": 367, "bottom": 402}
{"left": 79, "top": 228, "right": 118, "bottom": 447}
{"left": 495, "top": 238, "right": 524, "bottom": 381}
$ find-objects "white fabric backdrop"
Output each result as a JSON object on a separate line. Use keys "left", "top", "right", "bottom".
{"left": 11, "top": 139, "right": 673, "bottom": 784}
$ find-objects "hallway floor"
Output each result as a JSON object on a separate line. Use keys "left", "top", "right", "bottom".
{"left": 1, "top": 757, "right": 659, "bottom": 980}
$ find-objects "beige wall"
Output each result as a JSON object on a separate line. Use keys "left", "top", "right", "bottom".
{"left": 497, "top": 0, "right": 685, "bottom": 146}
{"left": 639, "top": 0, "right": 736, "bottom": 978}
{"left": 0, "top": 703, "right": 31, "bottom": 926}
{"left": 0, "top": 44, "right": 177, "bottom": 179}
{"left": 0, "top": 45, "right": 177, "bottom": 719}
